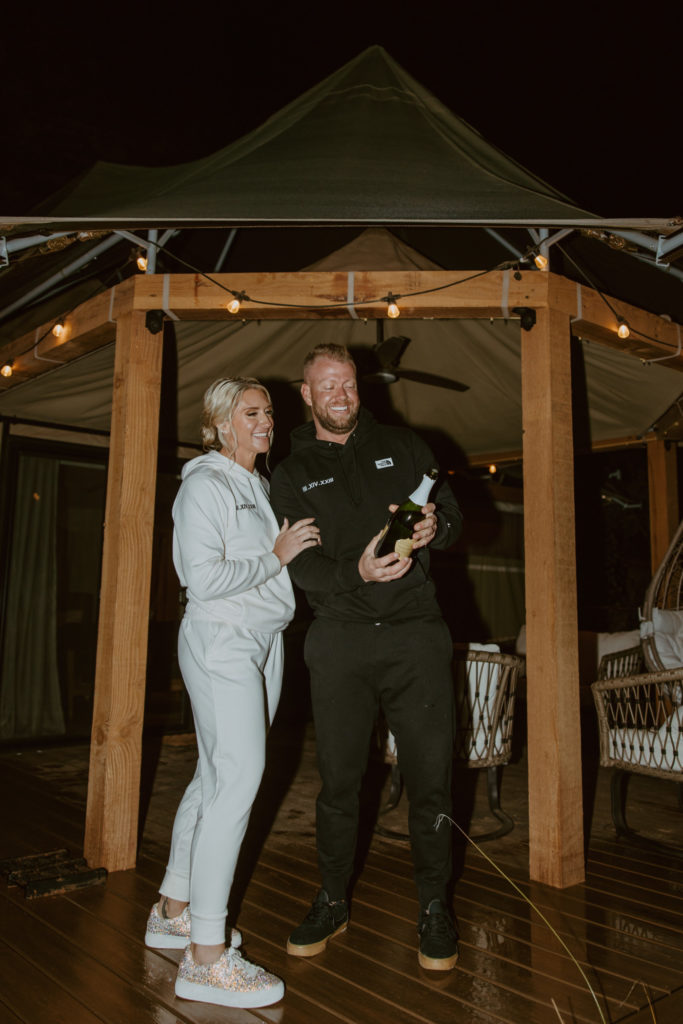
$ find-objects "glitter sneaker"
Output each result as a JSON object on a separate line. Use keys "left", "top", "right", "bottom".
{"left": 144, "top": 902, "right": 241, "bottom": 950}
{"left": 175, "top": 944, "right": 284, "bottom": 1008}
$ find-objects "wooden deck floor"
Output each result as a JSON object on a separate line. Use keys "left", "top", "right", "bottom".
{"left": 1, "top": 720, "right": 682, "bottom": 1024}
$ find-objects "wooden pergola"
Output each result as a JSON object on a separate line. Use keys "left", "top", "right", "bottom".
{"left": 2, "top": 266, "right": 681, "bottom": 889}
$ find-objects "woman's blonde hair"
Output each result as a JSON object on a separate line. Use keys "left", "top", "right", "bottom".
{"left": 201, "top": 377, "right": 272, "bottom": 455}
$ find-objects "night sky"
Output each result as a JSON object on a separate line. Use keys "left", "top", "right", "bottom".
{"left": 2, "top": 5, "right": 680, "bottom": 218}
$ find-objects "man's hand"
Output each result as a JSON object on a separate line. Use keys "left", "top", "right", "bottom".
{"left": 411, "top": 501, "right": 438, "bottom": 550}
{"left": 358, "top": 530, "right": 411, "bottom": 583}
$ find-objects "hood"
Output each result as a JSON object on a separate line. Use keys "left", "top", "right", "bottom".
{"left": 180, "top": 449, "right": 258, "bottom": 482}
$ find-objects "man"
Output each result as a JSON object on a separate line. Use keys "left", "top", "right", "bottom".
{"left": 270, "top": 343, "right": 462, "bottom": 970}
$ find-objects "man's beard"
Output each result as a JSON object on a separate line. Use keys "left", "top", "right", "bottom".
{"left": 312, "top": 399, "right": 359, "bottom": 435}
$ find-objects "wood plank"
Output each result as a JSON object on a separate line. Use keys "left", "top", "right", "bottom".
{"left": 0, "top": 937, "right": 105, "bottom": 1024}
{"left": 4, "top": 735, "right": 683, "bottom": 1024}
{"left": 42, "top": 883, "right": 370, "bottom": 1024}
{"left": 243, "top": 873, "right": 623, "bottom": 1023}
{"left": 257, "top": 846, "right": 664, "bottom": 1002}
{"left": 102, "top": 855, "right": 614, "bottom": 1024}
{"left": 521, "top": 305, "right": 584, "bottom": 888}
{"left": 254, "top": 850, "right": 676, "bottom": 997}
{"left": 84, "top": 309, "right": 163, "bottom": 871}
{"left": 241, "top": 885, "right": 604, "bottom": 1024}
{"left": 647, "top": 437, "right": 680, "bottom": 572}
{"left": 258, "top": 843, "right": 683, "bottom": 995}
{"left": 619, "top": 987, "right": 683, "bottom": 1024}
{"left": 0, "top": 891, "right": 188, "bottom": 1024}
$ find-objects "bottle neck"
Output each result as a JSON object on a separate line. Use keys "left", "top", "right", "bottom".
{"left": 409, "top": 473, "right": 435, "bottom": 507}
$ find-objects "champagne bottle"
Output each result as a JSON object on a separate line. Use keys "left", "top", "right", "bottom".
{"left": 374, "top": 468, "right": 439, "bottom": 558}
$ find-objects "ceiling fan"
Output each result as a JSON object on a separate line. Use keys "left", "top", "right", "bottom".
{"left": 362, "top": 322, "right": 469, "bottom": 392}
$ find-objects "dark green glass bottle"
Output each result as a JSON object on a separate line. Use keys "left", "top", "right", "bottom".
{"left": 374, "top": 468, "right": 439, "bottom": 558}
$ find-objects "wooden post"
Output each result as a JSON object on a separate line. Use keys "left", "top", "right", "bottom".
{"left": 84, "top": 310, "right": 163, "bottom": 871}
{"left": 647, "top": 438, "right": 679, "bottom": 573}
{"left": 521, "top": 306, "right": 585, "bottom": 888}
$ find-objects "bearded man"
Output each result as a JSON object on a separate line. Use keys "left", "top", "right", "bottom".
{"left": 270, "top": 343, "right": 462, "bottom": 971}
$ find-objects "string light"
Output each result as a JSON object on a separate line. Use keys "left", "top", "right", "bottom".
{"left": 227, "top": 297, "right": 241, "bottom": 314}
{"left": 1, "top": 360, "right": 13, "bottom": 378}
{"left": 136, "top": 251, "right": 148, "bottom": 272}
{"left": 488, "top": 463, "right": 497, "bottom": 475}
{"left": 386, "top": 293, "right": 400, "bottom": 319}
{"left": 534, "top": 252, "right": 548, "bottom": 270}
{"left": 52, "top": 320, "right": 65, "bottom": 338}
{"left": 617, "top": 318, "right": 630, "bottom": 339}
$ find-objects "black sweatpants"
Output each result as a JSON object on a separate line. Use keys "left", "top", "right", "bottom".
{"left": 304, "top": 615, "right": 454, "bottom": 909}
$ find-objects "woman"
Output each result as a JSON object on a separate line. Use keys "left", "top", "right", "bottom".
{"left": 144, "top": 377, "right": 319, "bottom": 1009}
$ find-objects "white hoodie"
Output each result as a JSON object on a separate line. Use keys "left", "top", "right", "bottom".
{"left": 172, "top": 450, "right": 295, "bottom": 633}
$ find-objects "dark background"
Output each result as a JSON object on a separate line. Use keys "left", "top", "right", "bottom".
{"left": 2, "top": 4, "right": 679, "bottom": 218}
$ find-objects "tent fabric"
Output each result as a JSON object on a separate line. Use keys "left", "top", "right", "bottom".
{"left": 38, "top": 47, "right": 597, "bottom": 226}
{"left": 1, "top": 314, "right": 679, "bottom": 459}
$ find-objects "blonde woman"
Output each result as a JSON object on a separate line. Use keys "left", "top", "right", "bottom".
{"left": 144, "top": 377, "right": 319, "bottom": 1008}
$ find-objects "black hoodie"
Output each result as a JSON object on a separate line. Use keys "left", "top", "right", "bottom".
{"left": 270, "top": 408, "right": 462, "bottom": 624}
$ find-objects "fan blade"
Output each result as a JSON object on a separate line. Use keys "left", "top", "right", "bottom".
{"left": 375, "top": 334, "right": 411, "bottom": 369}
{"left": 363, "top": 370, "right": 398, "bottom": 384}
{"left": 394, "top": 368, "right": 469, "bottom": 392}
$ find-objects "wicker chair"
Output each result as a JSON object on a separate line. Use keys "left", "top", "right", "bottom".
{"left": 591, "top": 520, "right": 683, "bottom": 855}
{"left": 377, "top": 646, "right": 524, "bottom": 843}
{"left": 640, "top": 517, "right": 683, "bottom": 674}
{"left": 591, "top": 669, "right": 683, "bottom": 855}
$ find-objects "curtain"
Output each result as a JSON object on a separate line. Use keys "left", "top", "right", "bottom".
{"left": 0, "top": 455, "right": 64, "bottom": 738}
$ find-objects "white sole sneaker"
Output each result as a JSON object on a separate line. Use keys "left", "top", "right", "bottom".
{"left": 175, "top": 945, "right": 284, "bottom": 1008}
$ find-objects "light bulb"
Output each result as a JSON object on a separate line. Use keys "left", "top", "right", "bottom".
{"left": 227, "top": 298, "right": 241, "bottom": 315}
{"left": 52, "top": 321, "right": 65, "bottom": 338}
{"left": 617, "top": 321, "right": 630, "bottom": 339}
{"left": 488, "top": 463, "right": 497, "bottom": 475}
{"left": 534, "top": 252, "right": 548, "bottom": 270}
{"left": 136, "top": 253, "right": 148, "bottom": 272}
{"left": 1, "top": 362, "right": 13, "bottom": 378}
{"left": 387, "top": 300, "right": 400, "bottom": 319}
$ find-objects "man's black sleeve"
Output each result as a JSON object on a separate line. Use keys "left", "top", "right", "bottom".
{"left": 270, "top": 464, "right": 366, "bottom": 595}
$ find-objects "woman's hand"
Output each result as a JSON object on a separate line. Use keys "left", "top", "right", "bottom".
{"left": 274, "top": 517, "right": 320, "bottom": 566}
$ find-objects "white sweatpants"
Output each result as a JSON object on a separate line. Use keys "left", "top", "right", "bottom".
{"left": 159, "top": 617, "right": 283, "bottom": 945}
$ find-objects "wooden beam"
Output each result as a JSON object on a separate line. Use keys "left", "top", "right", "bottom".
{"left": 549, "top": 275, "right": 683, "bottom": 368}
{"left": 2, "top": 271, "right": 682, "bottom": 391}
{"left": 521, "top": 306, "right": 585, "bottom": 888}
{"left": 84, "top": 310, "right": 163, "bottom": 872}
{"left": 0, "top": 279, "right": 133, "bottom": 387}
{"left": 647, "top": 438, "right": 679, "bottom": 572}
{"left": 129, "top": 269, "right": 550, "bottom": 321}
{"left": 466, "top": 434, "right": 650, "bottom": 468}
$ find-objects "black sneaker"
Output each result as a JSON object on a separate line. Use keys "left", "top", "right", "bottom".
{"left": 286, "top": 889, "right": 348, "bottom": 957}
{"left": 417, "top": 899, "right": 459, "bottom": 970}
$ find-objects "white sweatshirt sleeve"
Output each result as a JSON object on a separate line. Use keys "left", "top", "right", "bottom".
{"left": 173, "top": 471, "right": 281, "bottom": 602}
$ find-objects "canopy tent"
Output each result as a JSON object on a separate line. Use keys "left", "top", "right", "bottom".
{"left": 1, "top": 47, "right": 682, "bottom": 897}
{"left": 27, "top": 46, "right": 597, "bottom": 228}
{"left": 1, "top": 46, "right": 681, "bottom": 344}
